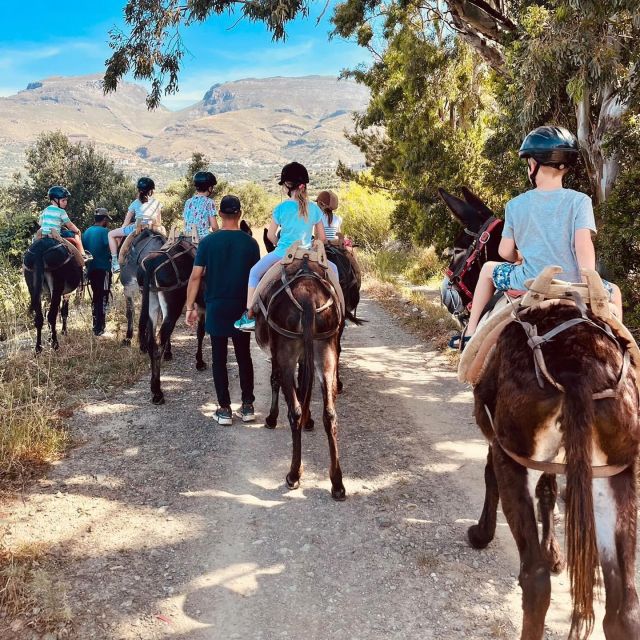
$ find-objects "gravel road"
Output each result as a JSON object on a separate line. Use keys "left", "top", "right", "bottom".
{"left": 2, "top": 296, "right": 629, "bottom": 639}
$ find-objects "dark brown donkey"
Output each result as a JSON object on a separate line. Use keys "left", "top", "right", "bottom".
{"left": 255, "top": 254, "right": 346, "bottom": 500}
{"left": 440, "top": 196, "right": 640, "bottom": 639}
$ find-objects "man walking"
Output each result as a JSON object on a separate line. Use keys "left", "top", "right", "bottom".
{"left": 82, "top": 208, "right": 113, "bottom": 336}
{"left": 185, "top": 195, "right": 260, "bottom": 425}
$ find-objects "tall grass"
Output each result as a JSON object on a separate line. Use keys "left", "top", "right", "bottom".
{"left": 359, "top": 246, "right": 446, "bottom": 286}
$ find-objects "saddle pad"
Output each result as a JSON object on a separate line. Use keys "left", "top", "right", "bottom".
{"left": 252, "top": 260, "right": 345, "bottom": 315}
{"left": 280, "top": 241, "right": 329, "bottom": 269}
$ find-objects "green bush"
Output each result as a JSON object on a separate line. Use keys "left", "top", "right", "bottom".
{"left": 404, "top": 246, "right": 445, "bottom": 285}
{"left": 338, "top": 182, "right": 395, "bottom": 251}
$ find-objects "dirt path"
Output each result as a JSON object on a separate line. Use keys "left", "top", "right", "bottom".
{"left": 2, "top": 296, "right": 631, "bottom": 639}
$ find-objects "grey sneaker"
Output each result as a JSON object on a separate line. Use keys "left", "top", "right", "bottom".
{"left": 240, "top": 403, "right": 255, "bottom": 423}
{"left": 111, "top": 255, "right": 120, "bottom": 273}
{"left": 214, "top": 406, "right": 233, "bottom": 426}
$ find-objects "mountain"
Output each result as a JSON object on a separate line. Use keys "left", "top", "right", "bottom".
{"left": 0, "top": 74, "right": 369, "bottom": 186}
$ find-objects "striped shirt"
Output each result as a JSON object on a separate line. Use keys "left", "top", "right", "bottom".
{"left": 322, "top": 213, "right": 342, "bottom": 241}
{"left": 39, "top": 205, "right": 70, "bottom": 235}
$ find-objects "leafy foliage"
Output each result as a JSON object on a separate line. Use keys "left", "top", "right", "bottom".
{"left": 0, "top": 132, "right": 135, "bottom": 267}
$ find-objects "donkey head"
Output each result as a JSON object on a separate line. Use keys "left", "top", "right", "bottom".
{"left": 438, "top": 187, "right": 503, "bottom": 323}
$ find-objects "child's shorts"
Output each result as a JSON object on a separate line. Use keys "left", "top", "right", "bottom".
{"left": 491, "top": 262, "right": 614, "bottom": 299}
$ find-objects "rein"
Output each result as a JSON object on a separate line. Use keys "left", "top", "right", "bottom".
{"left": 486, "top": 291, "right": 633, "bottom": 478}
{"left": 446, "top": 216, "right": 502, "bottom": 305}
{"left": 257, "top": 258, "right": 342, "bottom": 340}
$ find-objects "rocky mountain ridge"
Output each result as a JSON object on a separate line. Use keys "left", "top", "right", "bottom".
{"left": 0, "top": 74, "right": 368, "bottom": 186}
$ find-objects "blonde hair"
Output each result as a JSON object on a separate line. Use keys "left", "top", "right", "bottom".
{"left": 285, "top": 182, "right": 309, "bottom": 221}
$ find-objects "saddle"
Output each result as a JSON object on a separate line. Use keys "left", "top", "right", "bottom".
{"left": 119, "top": 223, "right": 166, "bottom": 267}
{"left": 139, "top": 236, "right": 196, "bottom": 293}
{"left": 459, "top": 266, "right": 640, "bottom": 394}
{"left": 252, "top": 241, "right": 345, "bottom": 315}
{"left": 166, "top": 224, "right": 201, "bottom": 247}
{"left": 34, "top": 229, "right": 84, "bottom": 268}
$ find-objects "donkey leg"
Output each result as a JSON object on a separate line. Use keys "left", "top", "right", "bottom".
{"left": 597, "top": 470, "right": 640, "bottom": 640}
{"left": 164, "top": 338, "right": 173, "bottom": 361}
{"left": 297, "top": 360, "right": 314, "bottom": 431}
{"left": 195, "top": 313, "right": 207, "bottom": 370}
{"left": 123, "top": 295, "right": 134, "bottom": 346}
{"left": 61, "top": 296, "right": 69, "bottom": 336}
{"left": 281, "top": 367, "right": 303, "bottom": 489}
{"left": 321, "top": 344, "right": 345, "bottom": 501}
{"left": 47, "top": 286, "right": 64, "bottom": 350}
{"left": 336, "top": 320, "right": 345, "bottom": 394}
{"left": 494, "top": 445, "right": 550, "bottom": 640}
{"left": 536, "top": 473, "right": 564, "bottom": 574}
{"left": 265, "top": 362, "right": 280, "bottom": 429}
{"left": 33, "top": 294, "right": 44, "bottom": 354}
{"left": 468, "top": 446, "right": 499, "bottom": 549}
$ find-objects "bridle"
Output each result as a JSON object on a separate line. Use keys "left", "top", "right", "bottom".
{"left": 257, "top": 256, "right": 342, "bottom": 340}
{"left": 446, "top": 216, "right": 502, "bottom": 305}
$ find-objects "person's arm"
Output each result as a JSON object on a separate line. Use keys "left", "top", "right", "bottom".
{"left": 185, "top": 266, "right": 204, "bottom": 327}
{"left": 498, "top": 237, "right": 518, "bottom": 262}
{"left": 154, "top": 202, "right": 163, "bottom": 226}
{"left": 266, "top": 219, "right": 279, "bottom": 246}
{"left": 63, "top": 220, "right": 81, "bottom": 235}
{"left": 122, "top": 208, "right": 135, "bottom": 226}
{"left": 314, "top": 222, "right": 327, "bottom": 244}
{"left": 575, "top": 229, "right": 596, "bottom": 272}
{"left": 209, "top": 215, "right": 219, "bottom": 231}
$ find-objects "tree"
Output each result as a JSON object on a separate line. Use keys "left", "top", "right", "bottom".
{"left": 0, "top": 132, "right": 136, "bottom": 265}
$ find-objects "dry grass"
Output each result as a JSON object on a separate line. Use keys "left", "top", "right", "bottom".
{"left": 363, "top": 276, "right": 459, "bottom": 353}
{"left": 0, "top": 300, "right": 147, "bottom": 491}
{"left": 0, "top": 543, "right": 72, "bottom": 636}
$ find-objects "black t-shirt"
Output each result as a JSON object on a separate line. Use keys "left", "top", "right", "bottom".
{"left": 194, "top": 229, "right": 260, "bottom": 336}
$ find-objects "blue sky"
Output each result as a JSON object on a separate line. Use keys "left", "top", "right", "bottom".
{"left": 1, "top": 0, "right": 368, "bottom": 109}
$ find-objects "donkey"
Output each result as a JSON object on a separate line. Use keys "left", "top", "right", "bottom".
{"left": 137, "top": 238, "right": 206, "bottom": 405}
{"left": 441, "top": 190, "right": 640, "bottom": 639}
{"left": 23, "top": 238, "right": 82, "bottom": 352}
{"left": 119, "top": 229, "right": 167, "bottom": 348}
{"left": 255, "top": 254, "right": 346, "bottom": 500}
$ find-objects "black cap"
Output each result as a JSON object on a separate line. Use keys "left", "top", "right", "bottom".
{"left": 278, "top": 161, "right": 309, "bottom": 185}
{"left": 94, "top": 207, "right": 113, "bottom": 221}
{"left": 220, "top": 195, "right": 241, "bottom": 215}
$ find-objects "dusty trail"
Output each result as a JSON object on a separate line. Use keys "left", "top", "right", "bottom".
{"left": 3, "top": 296, "right": 629, "bottom": 639}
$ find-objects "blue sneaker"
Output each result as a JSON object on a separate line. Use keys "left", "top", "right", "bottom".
{"left": 234, "top": 311, "right": 255, "bottom": 332}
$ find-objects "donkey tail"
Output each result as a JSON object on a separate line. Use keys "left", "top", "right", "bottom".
{"left": 563, "top": 376, "right": 598, "bottom": 639}
{"left": 299, "top": 297, "right": 316, "bottom": 416}
{"left": 138, "top": 263, "right": 152, "bottom": 351}
{"left": 345, "top": 309, "right": 366, "bottom": 326}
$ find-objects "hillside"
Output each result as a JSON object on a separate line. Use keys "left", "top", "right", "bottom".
{"left": 0, "top": 74, "right": 368, "bottom": 186}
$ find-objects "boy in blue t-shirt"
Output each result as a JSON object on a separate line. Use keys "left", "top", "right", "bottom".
{"left": 457, "top": 126, "right": 622, "bottom": 347}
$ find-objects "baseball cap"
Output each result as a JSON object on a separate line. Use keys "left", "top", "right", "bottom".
{"left": 220, "top": 195, "right": 242, "bottom": 215}
{"left": 94, "top": 207, "right": 113, "bottom": 221}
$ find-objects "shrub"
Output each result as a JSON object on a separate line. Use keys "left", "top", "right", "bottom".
{"left": 404, "top": 246, "right": 445, "bottom": 285}
{"left": 338, "top": 182, "right": 395, "bottom": 251}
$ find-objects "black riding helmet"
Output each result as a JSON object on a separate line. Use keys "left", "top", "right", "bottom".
{"left": 48, "top": 185, "right": 71, "bottom": 200}
{"left": 278, "top": 162, "right": 309, "bottom": 186}
{"left": 193, "top": 171, "right": 217, "bottom": 191}
{"left": 136, "top": 177, "right": 155, "bottom": 192}
{"left": 519, "top": 126, "right": 579, "bottom": 186}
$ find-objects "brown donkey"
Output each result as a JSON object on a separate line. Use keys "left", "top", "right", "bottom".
{"left": 469, "top": 299, "right": 640, "bottom": 639}
{"left": 255, "top": 254, "right": 346, "bottom": 500}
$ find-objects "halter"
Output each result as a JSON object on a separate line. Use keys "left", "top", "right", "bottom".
{"left": 446, "top": 216, "right": 502, "bottom": 305}
{"left": 256, "top": 257, "right": 342, "bottom": 340}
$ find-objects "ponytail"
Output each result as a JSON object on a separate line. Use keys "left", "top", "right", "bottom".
{"left": 285, "top": 181, "right": 308, "bottom": 221}
{"left": 321, "top": 205, "right": 334, "bottom": 226}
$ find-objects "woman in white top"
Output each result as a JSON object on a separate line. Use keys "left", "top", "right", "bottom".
{"left": 316, "top": 190, "right": 342, "bottom": 241}
{"left": 108, "top": 177, "right": 162, "bottom": 272}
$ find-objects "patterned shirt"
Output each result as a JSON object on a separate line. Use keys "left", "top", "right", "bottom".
{"left": 39, "top": 205, "right": 70, "bottom": 235}
{"left": 183, "top": 195, "right": 217, "bottom": 239}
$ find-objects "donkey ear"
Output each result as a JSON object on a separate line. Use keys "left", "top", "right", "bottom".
{"left": 438, "top": 187, "right": 479, "bottom": 228}
{"left": 460, "top": 186, "right": 494, "bottom": 221}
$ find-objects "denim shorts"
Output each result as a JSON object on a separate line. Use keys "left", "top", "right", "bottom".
{"left": 491, "top": 262, "right": 614, "bottom": 299}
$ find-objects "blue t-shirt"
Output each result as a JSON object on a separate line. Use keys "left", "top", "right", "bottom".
{"left": 82, "top": 225, "right": 111, "bottom": 272}
{"left": 273, "top": 200, "right": 323, "bottom": 257}
{"left": 503, "top": 188, "right": 596, "bottom": 290}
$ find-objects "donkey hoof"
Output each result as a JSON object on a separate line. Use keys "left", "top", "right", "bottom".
{"left": 337, "top": 380, "right": 344, "bottom": 394}
{"left": 303, "top": 419, "right": 315, "bottom": 432}
{"left": 331, "top": 486, "right": 347, "bottom": 501}
{"left": 122, "top": 338, "right": 131, "bottom": 347}
{"left": 35, "top": 345, "right": 43, "bottom": 355}
{"left": 196, "top": 361, "right": 207, "bottom": 371}
{"left": 467, "top": 524, "right": 492, "bottom": 549}
{"left": 265, "top": 415, "right": 278, "bottom": 429}
{"left": 51, "top": 341, "right": 59, "bottom": 351}
{"left": 285, "top": 474, "right": 300, "bottom": 490}
{"left": 164, "top": 352, "right": 173, "bottom": 362}
{"left": 152, "top": 393, "right": 165, "bottom": 405}
{"left": 61, "top": 329, "right": 68, "bottom": 337}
